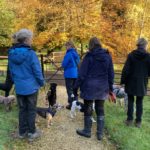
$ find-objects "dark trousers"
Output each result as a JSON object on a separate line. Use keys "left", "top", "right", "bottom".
{"left": 127, "top": 95, "right": 143, "bottom": 122}
{"left": 65, "top": 78, "right": 78, "bottom": 105}
{"left": 17, "top": 92, "right": 38, "bottom": 134}
{"left": 84, "top": 100, "right": 105, "bottom": 116}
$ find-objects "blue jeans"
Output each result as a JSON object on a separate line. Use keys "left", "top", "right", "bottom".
{"left": 65, "top": 78, "right": 78, "bottom": 105}
{"left": 17, "top": 92, "right": 38, "bottom": 134}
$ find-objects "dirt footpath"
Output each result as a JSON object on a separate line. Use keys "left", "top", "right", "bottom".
{"left": 20, "top": 86, "right": 116, "bottom": 150}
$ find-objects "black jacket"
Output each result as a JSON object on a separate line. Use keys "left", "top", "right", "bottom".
{"left": 121, "top": 48, "right": 150, "bottom": 96}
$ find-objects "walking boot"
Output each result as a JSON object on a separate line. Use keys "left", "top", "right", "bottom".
{"left": 124, "top": 120, "right": 133, "bottom": 126}
{"left": 76, "top": 116, "right": 92, "bottom": 138}
{"left": 134, "top": 120, "right": 141, "bottom": 128}
{"left": 97, "top": 116, "right": 104, "bottom": 140}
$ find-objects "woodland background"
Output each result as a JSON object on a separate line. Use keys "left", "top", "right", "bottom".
{"left": 0, "top": 1, "right": 150, "bottom": 150}
{"left": 0, "top": 0, "right": 150, "bottom": 57}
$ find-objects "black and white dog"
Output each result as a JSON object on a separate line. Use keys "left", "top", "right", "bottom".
{"left": 70, "top": 95, "right": 96, "bottom": 122}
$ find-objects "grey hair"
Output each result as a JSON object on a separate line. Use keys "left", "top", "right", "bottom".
{"left": 14, "top": 29, "right": 33, "bottom": 43}
{"left": 136, "top": 38, "right": 148, "bottom": 48}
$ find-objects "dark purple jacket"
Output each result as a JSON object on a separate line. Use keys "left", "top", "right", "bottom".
{"left": 75, "top": 48, "right": 114, "bottom": 100}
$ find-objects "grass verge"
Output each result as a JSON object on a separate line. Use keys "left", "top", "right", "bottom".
{"left": 0, "top": 105, "right": 18, "bottom": 150}
{"left": 105, "top": 96, "right": 150, "bottom": 150}
{"left": 0, "top": 75, "right": 18, "bottom": 149}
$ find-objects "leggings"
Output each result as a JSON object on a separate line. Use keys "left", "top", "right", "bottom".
{"left": 84, "top": 100, "right": 104, "bottom": 116}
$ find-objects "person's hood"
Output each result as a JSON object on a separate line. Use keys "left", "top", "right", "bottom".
{"left": 131, "top": 48, "right": 148, "bottom": 60}
{"left": 67, "top": 48, "right": 79, "bottom": 60}
{"left": 89, "top": 48, "right": 108, "bottom": 62}
{"left": 9, "top": 44, "right": 31, "bottom": 65}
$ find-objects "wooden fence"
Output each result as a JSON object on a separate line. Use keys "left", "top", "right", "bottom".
{"left": 0, "top": 54, "right": 150, "bottom": 95}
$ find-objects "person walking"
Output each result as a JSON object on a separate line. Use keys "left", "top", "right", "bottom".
{"left": 8, "top": 29, "right": 44, "bottom": 141}
{"left": 121, "top": 38, "right": 150, "bottom": 128}
{"left": 61, "top": 41, "right": 80, "bottom": 109}
{"left": 75, "top": 37, "right": 114, "bottom": 140}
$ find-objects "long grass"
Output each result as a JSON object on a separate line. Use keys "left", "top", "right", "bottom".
{"left": 105, "top": 96, "right": 150, "bottom": 150}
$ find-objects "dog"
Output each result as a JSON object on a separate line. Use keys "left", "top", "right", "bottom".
{"left": 70, "top": 100, "right": 96, "bottom": 122}
{"left": 36, "top": 103, "right": 64, "bottom": 128}
{"left": 0, "top": 95, "right": 16, "bottom": 111}
{"left": 37, "top": 83, "right": 63, "bottom": 128}
{"left": 46, "top": 83, "right": 57, "bottom": 107}
{"left": 36, "top": 104, "right": 60, "bottom": 128}
{"left": 112, "top": 85, "right": 128, "bottom": 111}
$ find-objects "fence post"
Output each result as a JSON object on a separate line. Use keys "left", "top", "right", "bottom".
{"left": 80, "top": 40, "right": 83, "bottom": 57}
{"left": 40, "top": 54, "right": 45, "bottom": 77}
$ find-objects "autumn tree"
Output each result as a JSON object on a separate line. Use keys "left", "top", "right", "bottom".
{"left": 1, "top": 0, "right": 150, "bottom": 56}
{"left": 101, "top": 0, "right": 150, "bottom": 57}
{"left": 34, "top": 0, "right": 102, "bottom": 52}
{"left": 101, "top": 0, "right": 129, "bottom": 56}
{"left": 126, "top": 0, "right": 150, "bottom": 41}
{"left": 0, "top": 0, "right": 14, "bottom": 47}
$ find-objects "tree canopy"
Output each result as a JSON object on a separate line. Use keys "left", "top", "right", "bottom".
{"left": 0, "top": 0, "right": 14, "bottom": 46}
{"left": 0, "top": 0, "right": 150, "bottom": 56}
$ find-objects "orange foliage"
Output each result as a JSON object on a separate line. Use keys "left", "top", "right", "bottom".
{"left": 2, "top": 0, "right": 150, "bottom": 57}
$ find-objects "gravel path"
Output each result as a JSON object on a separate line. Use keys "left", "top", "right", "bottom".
{"left": 13, "top": 86, "right": 116, "bottom": 150}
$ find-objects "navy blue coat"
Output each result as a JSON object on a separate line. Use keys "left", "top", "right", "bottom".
{"left": 75, "top": 48, "right": 114, "bottom": 100}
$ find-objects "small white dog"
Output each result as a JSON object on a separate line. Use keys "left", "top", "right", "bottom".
{"left": 70, "top": 100, "right": 96, "bottom": 122}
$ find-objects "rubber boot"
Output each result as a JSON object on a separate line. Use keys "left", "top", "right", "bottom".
{"left": 76, "top": 116, "right": 92, "bottom": 138}
{"left": 97, "top": 116, "right": 104, "bottom": 140}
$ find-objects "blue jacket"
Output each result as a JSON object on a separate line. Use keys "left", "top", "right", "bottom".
{"left": 62, "top": 48, "right": 80, "bottom": 78}
{"left": 75, "top": 48, "right": 114, "bottom": 100}
{"left": 8, "top": 44, "right": 44, "bottom": 95}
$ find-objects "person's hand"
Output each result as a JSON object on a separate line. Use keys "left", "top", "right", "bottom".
{"left": 109, "top": 91, "right": 116, "bottom": 103}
